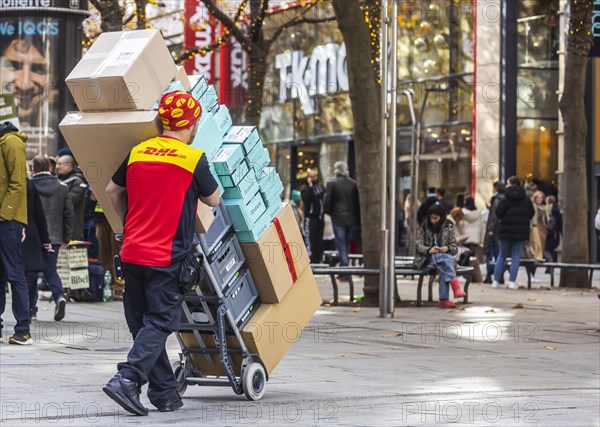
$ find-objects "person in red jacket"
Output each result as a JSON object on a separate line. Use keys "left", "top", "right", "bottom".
{"left": 103, "top": 91, "right": 220, "bottom": 416}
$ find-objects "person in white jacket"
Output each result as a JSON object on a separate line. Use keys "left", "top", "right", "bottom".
{"left": 458, "top": 196, "right": 484, "bottom": 281}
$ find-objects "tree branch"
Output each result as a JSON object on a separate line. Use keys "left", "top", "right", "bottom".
{"left": 267, "top": 3, "right": 336, "bottom": 47}
{"left": 199, "top": 0, "right": 252, "bottom": 53}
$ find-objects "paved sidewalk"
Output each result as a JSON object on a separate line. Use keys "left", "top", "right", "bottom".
{"left": 1, "top": 269, "right": 599, "bottom": 426}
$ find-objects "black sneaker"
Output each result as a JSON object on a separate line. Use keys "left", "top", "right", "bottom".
{"left": 9, "top": 332, "right": 33, "bottom": 345}
{"left": 155, "top": 393, "right": 183, "bottom": 412}
{"left": 54, "top": 297, "right": 66, "bottom": 321}
{"left": 103, "top": 374, "right": 149, "bottom": 416}
{"left": 0, "top": 331, "right": 3, "bottom": 343}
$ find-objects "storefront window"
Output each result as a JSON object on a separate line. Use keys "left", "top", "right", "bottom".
{"left": 516, "top": 0, "right": 559, "bottom": 184}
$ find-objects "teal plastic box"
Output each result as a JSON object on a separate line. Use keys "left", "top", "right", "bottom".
{"left": 212, "top": 143, "right": 245, "bottom": 176}
{"left": 223, "top": 126, "right": 261, "bottom": 155}
{"left": 223, "top": 170, "right": 258, "bottom": 200}
{"left": 188, "top": 75, "right": 209, "bottom": 100}
{"left": 218, "top": 160, "right": 249, "bottom": 188}
{"left": 251, "top": 148, "right": 271, "bottom": 177}
{"left": 191, "top": 113, "right": 222, "bottom": 159}
{"left": 223, "top": 191, "right": 267, "bottom": 232}
{"left": 213, "top": 105, "right": 233, "bottom": 137}
{"left": 152, "top": 81, "right": 185, "bottom": 110}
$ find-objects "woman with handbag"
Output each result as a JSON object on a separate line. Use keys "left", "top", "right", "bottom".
{"left": 414, "top": 204, "right": 466, "bottom": 308}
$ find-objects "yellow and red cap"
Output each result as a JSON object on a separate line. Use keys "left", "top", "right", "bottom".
{"left": 158, "top": 91, "right": 202, "bottom": 131}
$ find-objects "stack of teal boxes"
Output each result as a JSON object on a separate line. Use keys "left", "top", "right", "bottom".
{"left": 186, "top": 77, "right": 284, "bottom": 243}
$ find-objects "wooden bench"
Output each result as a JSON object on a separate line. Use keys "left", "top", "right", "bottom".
{"left": 310, "top": 264, "right": 474, "bottom": 307}
{"left": 534, "top": 261, "right": 600, "bottom": 288}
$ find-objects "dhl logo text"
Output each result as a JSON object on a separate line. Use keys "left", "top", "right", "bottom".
{"left": 140, "top": 147, "right": 186, "bottom": 159}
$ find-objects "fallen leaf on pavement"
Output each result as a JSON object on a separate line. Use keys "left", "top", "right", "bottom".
{"left": 458, "top": 307, "right": 466, "bottom": 311}
{"left": 545, "top": 346, "right": 556, "bottom": 350}
{"left": 527, "top": 297, "right": 540, "bottom": 302}
{"left": 485, "top": 309, "right": 496, "bottom": 313}
{"left": 513, "top": 303, "right": 524, "bottom": 309}
{"left": 322, "top": 303, "right": 331, "bottom": 307}
{"left": 384, "top": 333, "right": 403, "bottom": 337}
{"left": 353, "top": 307, "right": 361, "bottom": 313}
{"left": 338, "top": 354, "right": 347, "bottom": 358}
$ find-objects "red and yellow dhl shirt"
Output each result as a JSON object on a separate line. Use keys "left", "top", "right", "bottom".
{"left": 112, "top": 135, "right": 218, "bottom": 267}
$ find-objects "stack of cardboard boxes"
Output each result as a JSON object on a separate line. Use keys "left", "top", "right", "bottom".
{"left": 59, "top": 30, "right": 321, "bottom": 377}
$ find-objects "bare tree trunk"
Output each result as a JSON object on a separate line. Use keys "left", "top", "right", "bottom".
{"left": 332, "top": 0, "right": 382, "bottom": 303}
{"left": 558, "top": 0, "right": 593, "bottom": 287}
{"left": 243, "top": 47, "right": 268, "bottom": 126}
{"left": 90, "top": 0, "right": 123, "bottom": 32}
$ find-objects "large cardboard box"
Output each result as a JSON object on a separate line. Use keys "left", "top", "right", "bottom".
{"left": 181, "top": 267, "right": 321, "bottom": 376}
{"left": 59, "top": 111, "right": 162, "bottom": 232}
{"left": 66, "top": 30, "right": 176, "bottom": 111}
{"left": 240, "top": 203, "right": 310, "bottom": 303}
{"left": 174, "top": 65, "right": 191, "bottom": 90}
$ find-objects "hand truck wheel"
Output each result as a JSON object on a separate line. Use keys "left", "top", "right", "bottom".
{"left": 241, "top": 362, "right": 266, "bottom": 401}
{"left": 172, "top": 360, "right": 188, "bottom": 396}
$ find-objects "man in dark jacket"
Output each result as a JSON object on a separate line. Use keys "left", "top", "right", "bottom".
{"left": 30, "top": 155, "right": 74, "bottom": 321}
{"left": 483, "top": 181, "right": 505, "bottom": 283}
{"left": 417, "top": 187, "right": 437, "bottom": 225}
{"left": 492, "top": 176, "right": 534, "bottom": 289}
{"left": 57, "top": 154, "right": 87, "bottom": 241}
{"left": 23, "top": 179, "right": 51, "bottom": 321}
{"left": 324, "top": 161, "right": 360, "bottom": 268}
{"left": 301, "top": 169, "right": 324, "bottom": 264}
{"left": 0, "top": 121, "right": 32, "bottom": 345}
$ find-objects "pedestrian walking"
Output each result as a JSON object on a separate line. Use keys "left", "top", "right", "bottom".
{"left": 57, "top": 154, "right": 87, "bottom": 241}
{"left": 483, "top": 182, "right": 505, "bottom": 283}
{"left": 23, "top": 179, "right": 51, "bottom": 321}
{"left": 0, "top": 121, "right": 32, "bottom": 345}
{"left": 544, "top": 195, "right": 563, "bottom": 263}
{"left": 301, "top": 169, "right": 324, "bottom": 264}
{"left": 528, "top": 190, "right": 547, "bottom": 282}
{"left": 436, "top": 187, "right": 454, "bottom": 213}
{"left": 323, "top": 161, "right": 360, "bottom": 272}
{"left": 290, "top": 190, "right": 304, "bottom": 236}
{"left": 414, "top": 204, "right": 467, "bottom": 308}
{"left": 103, "top": 91, "right": 219, "bottom": 416}
{"left": 30, "top": 155, "right": 73, "bottom": 321}
{"left": 492, "top": 176, "right": 534, "bottom": 290}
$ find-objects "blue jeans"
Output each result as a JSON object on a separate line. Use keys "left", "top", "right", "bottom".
{"left": 485, "top": 235, "right": 499, "bottom": 277}
{"left": 428, "top": 253, "right": 457, "bottom": 300}
{"left": 494, "top": 239, "right": 524, "bottom": 282}
{"left": 42, "top": 244, "right": 66, "bottom": 302}
{"left": 0, "top": 221, "right": 30, "bottom": 334}
{"left": 333, "top": 224, "right": 353, "bottom": 267}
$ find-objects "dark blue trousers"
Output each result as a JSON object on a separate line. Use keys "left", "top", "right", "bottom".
{"left": 0, "top": 221, "right": 30, "bottom": 334}
{"left": 118, "top": 262, "right": 184, "bottom": 407}
{"left": 42, "top": 244, "right": 66, "bottom": 302}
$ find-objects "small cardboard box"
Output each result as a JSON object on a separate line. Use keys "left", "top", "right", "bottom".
{"left": 222, "top": 170, "right": 259, "bottom": 200}
{"left": 223, "top": 126, "right": 261, "bottom": 155}
{"left": 191, "top": 113, "right": 223, "bottom": 160}
{"left": 213, "top": 105, "right": 233, "bottom": 137}
{"left": 0, "top": 93, "right": 20, "bottom": 129}
{"left": 195, "top": 202, "right": 216, "bottom": 234}
{"left": 212, "top": 144, "right": 245, "bottom": 176}
{"left": 188, "top": 75, "right": 209, "bottom": 100}
{"left": 223, "top": 191, "right": 267, "bottom": 232}
{"left": 59, "top": 111, "right": 162, "bottom": 233}
{"left": 240, "top": 203, "right": 309, "bottom": 303}
{"left": 250, "top": 148, "right": 270, "bottom": 177}
{"left": 216, "top": 160, "right": 250, "bottom": 188}
{"left": 241, "top": 267, "right": 322, "bottom": 374}
{"left": 174, "top": 65, "right": 191, "bottom": 90}
{"left": 66, "top": 30, "right": 177, "bottom": 111}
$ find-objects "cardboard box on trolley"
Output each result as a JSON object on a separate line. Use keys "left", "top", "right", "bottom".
{"left": 180, "top": 266, "right": 321, "bottom": 376}
{"left": 65, "top": 30, "right": 177, "bottom": 112}
{"left": 240, "top": 202, "right": 310, "bottom": 303}
{"left": 59, "top": 110, "right": 216, "bottom": 234}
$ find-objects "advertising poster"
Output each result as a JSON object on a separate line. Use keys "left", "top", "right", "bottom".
{"left": 0, "top": 16, "right": 62, "bottom": 158}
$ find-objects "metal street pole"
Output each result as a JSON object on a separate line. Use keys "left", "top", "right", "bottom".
{"left": 379, "top": 0, "right": 390, "bottom": 318}
{"left": 403, "top": 90, "right": 417, "bottom": 255}
{"left": 386, "top": 0, "right": 398, "bottom": 316}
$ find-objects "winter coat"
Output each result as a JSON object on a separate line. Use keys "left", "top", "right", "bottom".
{"left": 23, "top": 180, "right": 50, "bottom": 272}
{"left": 30, "top": 172, "right": 74, "bottom": 244}
{"left": 0, "top": 122, "right": 28, "bottom": 224}
{"left": 458, "top": 208, "right": 483, "bottom": 245}
{"left": 301, "top": 183, "right": 324, "bottom": 219}
{"left": 59, "top": 169, "right": 87, "bottom": 240}
{"left": 545, "top": 204, "right": 563, "bottom": 250}
{"left": 323, "top": 174, "right": 360, "bottom": 227}
{"left": 483, "top": 192, "right": 505, "bottom": 250}
{"left": 496, "top": 185, "right": 534, "bottom": 241}
{"left": 414, "top": 220, "right": 459, "bottom": 269}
